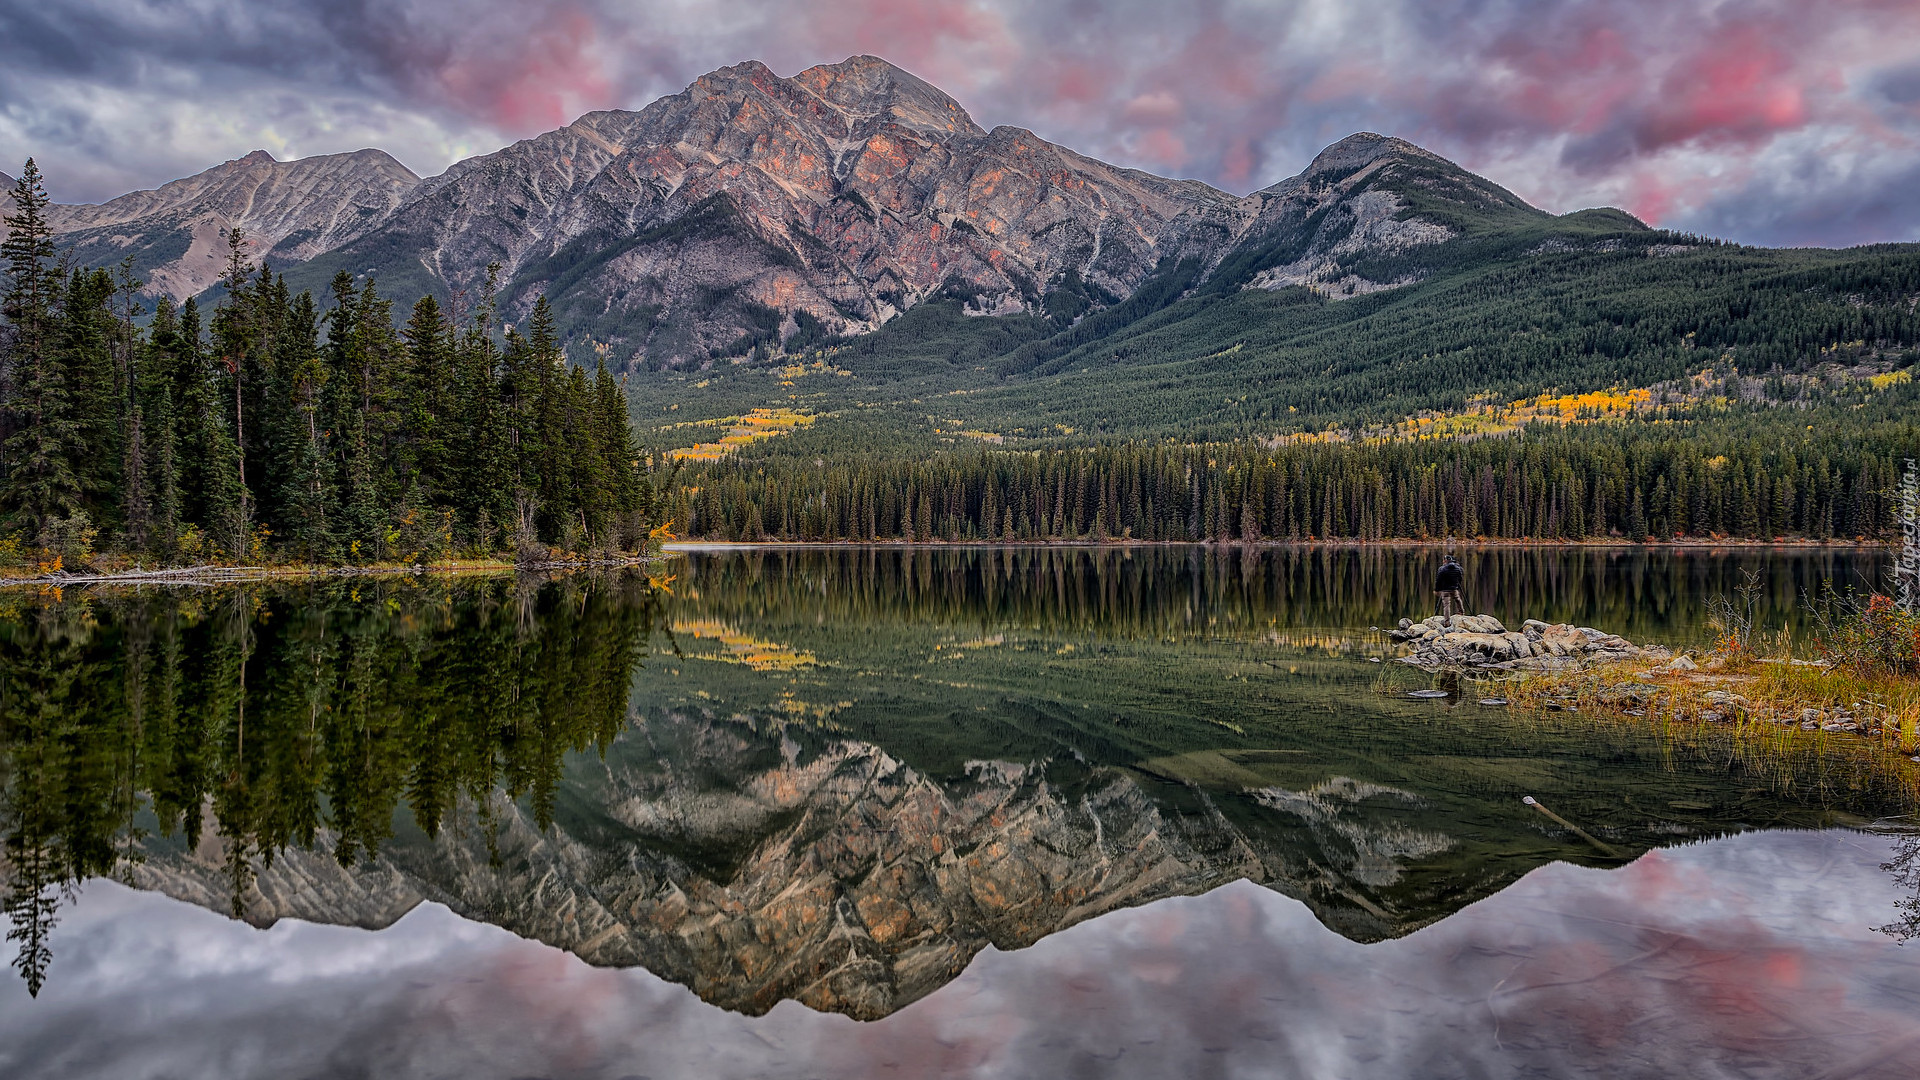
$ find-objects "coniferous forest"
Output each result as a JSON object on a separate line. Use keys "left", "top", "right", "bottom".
{"left": 1, "top": 161, "right": 659, "bottom": 569}
{"left": 669, "top": 416, "right": 1915, "bottom": 545}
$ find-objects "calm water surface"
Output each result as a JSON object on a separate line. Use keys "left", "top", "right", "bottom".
{"left": 0, "top": 545, "right": 1913, "bottom": 1079}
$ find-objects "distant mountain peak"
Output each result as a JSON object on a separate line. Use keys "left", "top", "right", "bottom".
{"left": 41, "top": 147, "right": 422, "bottom": 300}
{"left": 1302, "top": 132, "right": 1443, "bottom": 179}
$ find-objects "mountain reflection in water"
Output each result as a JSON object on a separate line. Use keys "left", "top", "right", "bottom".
{"left": 0, "top": 546, "right": 1911, "bottom": 1023}
{"left": 1, "top": 829, "right": 1913, "bottom": 1079}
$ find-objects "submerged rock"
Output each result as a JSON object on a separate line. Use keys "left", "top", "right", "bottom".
{"left": 1385, "top": 614, "right": 1662, "bottom": 672}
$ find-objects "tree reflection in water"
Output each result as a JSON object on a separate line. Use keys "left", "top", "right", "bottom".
{"left": 1876, "top": 829, "right": 1920, "bottom": 944}
{"left": 0, "top": 574, "right": 661, "bottom": 995}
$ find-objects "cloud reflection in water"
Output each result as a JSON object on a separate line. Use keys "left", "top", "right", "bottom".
{"left": 0, "top": 828, "right": 1913, "bottom": 1079}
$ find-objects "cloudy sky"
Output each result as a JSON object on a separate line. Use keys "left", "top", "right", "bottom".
{"left": 3, "top": 0, "right": 1919, "bottom": 246}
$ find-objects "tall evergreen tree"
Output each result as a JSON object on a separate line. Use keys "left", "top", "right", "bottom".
{"left": 0, "top": 161, "right": 83, "bottom": 546}
{"left": 209, "top": 228, "right": 257, "bottom": 557}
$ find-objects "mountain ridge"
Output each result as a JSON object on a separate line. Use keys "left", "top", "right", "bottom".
{"left": 26, "top": 147, "right": 421, "bottom": 300}
{"left": 280, "top": 54, "right": 1257, "bottom": 363}
{"left": 15, "top": 56, "right": 1543, "bottom": 366}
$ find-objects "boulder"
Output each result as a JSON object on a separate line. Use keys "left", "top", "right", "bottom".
{"left": 1448, "top": 632, "right": 1520, "bottom": 660}
{"left": 1391, "top": 613, "right": 1651, "bottom": 673}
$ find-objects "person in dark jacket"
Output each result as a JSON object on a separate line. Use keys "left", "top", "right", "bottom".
{"left": 1435, "top": 555, "right": 1466, "bottom": 617}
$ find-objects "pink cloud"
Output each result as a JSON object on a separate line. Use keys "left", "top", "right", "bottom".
{"left": 434, "top": 6, "right": 615, "bottom": 133}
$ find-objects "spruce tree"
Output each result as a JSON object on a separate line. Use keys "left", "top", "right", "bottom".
{"left": 0, "top": 161, "right": 83, "bottom": 546}
{"left": 400, "top": 294, "right": 452, "bottom": 502}
{"left": 58, "top": 268, "right": 124, "bottom": 524}
{"left": 209, "top": 228, "right": 257, "bottom": 557}
{"left": 115, "top": 259, "right": 151, "bottom": 552}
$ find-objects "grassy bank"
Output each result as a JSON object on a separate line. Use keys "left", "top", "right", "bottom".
{"left": 1449, "top": 589, "right": 1920, "bottom": 786}
{"left": 1487, "top": 655, "right": 1919, "bottom": 752}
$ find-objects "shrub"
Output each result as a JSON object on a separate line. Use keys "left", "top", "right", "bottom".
{"left": 1815, "top": 592, "right": 1920, "bottom": 676}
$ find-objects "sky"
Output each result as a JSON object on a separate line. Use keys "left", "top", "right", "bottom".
{"left": 2, "top": 0, "right": 1919, "bottom": 246}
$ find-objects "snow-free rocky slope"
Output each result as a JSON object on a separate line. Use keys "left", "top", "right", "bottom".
{"left": 30, "top": 149, "right": 422, "bottom": 301}
{"left": 20, "top": 56, "right": 1554, "bottom": 367}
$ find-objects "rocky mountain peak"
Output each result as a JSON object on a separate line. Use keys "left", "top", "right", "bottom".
{"left": 232, "top": 149, "right": 278, "bottom": 167}
{"left": 792, "top": 54, "right": 984, "bottom": 142}
{"left": 290, "top": 53, "right": 1246, "bottom": 366}
{"left": 1300, "top": 132, "right": 1440, "bottom": 178}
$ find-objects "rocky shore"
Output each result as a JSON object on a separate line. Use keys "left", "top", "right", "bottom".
{"left": 1381, "top": 614, "right": 1906, "bottom": 747}
{"left": 1384, "top": 614, "right": 1673, "bottom": 671}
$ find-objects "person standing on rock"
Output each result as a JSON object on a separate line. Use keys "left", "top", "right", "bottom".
{"left": 1435, "top": 554, "right": 1466, "bottom": 617}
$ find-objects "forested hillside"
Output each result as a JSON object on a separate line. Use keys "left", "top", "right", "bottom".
{"left": 666, "top": 389, "right": 1917, "bottom": 543}
{"left": 628, "top": 215, "right": 1920, "bottom": 446}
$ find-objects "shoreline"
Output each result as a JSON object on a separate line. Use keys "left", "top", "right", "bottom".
{"left": 1378, "top": 614, "right": 1918, "bottom": 770}
{"left": 0, "top": 537, "right": 1883, "bottom": 588}
{"left": 1468, "top": 656, "right": 1919, "bottom": 767}
{"left": 663, "top": 538, "right": 1891, "bottom": 551}
{"left": 0, "top": 554, "right": 666, "bottom": 590}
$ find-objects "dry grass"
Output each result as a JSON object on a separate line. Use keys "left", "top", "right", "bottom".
{"left": 1472, "top": 651, "right": 1920, "bottom": 807}
{"left": 1490, "top": 658, "right": 1917, "bottom": 745}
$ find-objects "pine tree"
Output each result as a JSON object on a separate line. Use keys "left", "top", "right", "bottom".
{"left": 58, "top": 268, "right": 124, "bottom": 523}
{"left": 115, "top": 259, "right": 152, "bottom": 552}
{"left": 400, "top": 294, "right": 452, "bottom": 502}
{"left": 1, "top": 161, "right": 83, "bottom": 546}
{"left": 209, "top": 228, "right": 257, "bottom": 557}
{"left": 140, "top": 299, "right": 184, "bottom": 556}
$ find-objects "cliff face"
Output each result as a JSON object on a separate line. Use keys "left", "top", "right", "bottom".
{"left": 35, "top": 149, "right": 421, "bottom": 301}
{"left": 128, "top": 713, "right": 1459, "bottom": 1020}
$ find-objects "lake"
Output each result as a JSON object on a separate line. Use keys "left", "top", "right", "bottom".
{"left": 1, "top": 544, "right": 1914, "bottom": 1078}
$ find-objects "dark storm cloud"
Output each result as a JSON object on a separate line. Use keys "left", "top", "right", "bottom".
{"left": 3, "top": 0, "right": 1919, "bottom": 244}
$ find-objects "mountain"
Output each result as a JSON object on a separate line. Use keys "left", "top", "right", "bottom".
{"left": 0, "top": 58, "right": 1683, "bottom": 370}
{"left": 38, "top": 148, "right": 420, "bottom": 300}
{"left": 283, "top": 56, "right": 1251, "bottom": 362}
{"left": 286, "top": 64, "right": 1553, "bottom": 369}
{"left": 0, "top": 170, "right": 16, "bottom": 196}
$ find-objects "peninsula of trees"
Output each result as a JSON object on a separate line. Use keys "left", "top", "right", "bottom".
{"left": 2, "top": 161, "right": 658, "bottom": 569}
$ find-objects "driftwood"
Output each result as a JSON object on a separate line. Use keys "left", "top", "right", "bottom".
{"left": 0, "top": 564, "right": 266, "bottom": 587}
